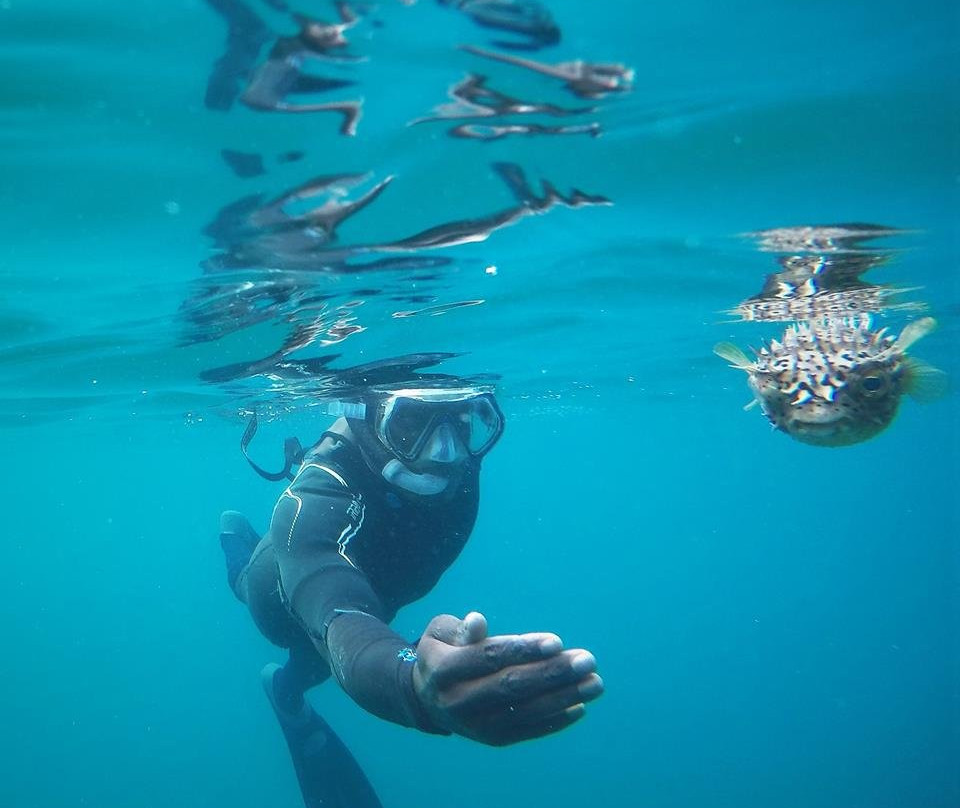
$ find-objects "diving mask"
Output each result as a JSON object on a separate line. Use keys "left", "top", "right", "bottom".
{"left": 372, "top": 387, "right": 504, "bottom": 463}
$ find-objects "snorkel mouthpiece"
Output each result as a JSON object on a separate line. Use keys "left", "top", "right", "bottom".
{"left": 380, "top": 459, "right": 451, "bottom": 495}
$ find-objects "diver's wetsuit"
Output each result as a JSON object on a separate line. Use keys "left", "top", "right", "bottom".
{"left": 233, "top": 428, "right": 479, "bottom": 731}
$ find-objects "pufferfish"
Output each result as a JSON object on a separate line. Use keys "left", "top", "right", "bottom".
{"left": 714, "top": 315, "right": 947, "bottom": 447}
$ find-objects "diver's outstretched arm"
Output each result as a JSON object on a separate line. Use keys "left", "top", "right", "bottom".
{"left": 325, "top": 610, "right": 604, "bottom": 746}
{"left": 267, "top": 461, "right": 603, "bottom": 745}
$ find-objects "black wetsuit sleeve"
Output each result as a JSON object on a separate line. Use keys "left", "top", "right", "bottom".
{"left": 269, "top": 462, "right": 385, "bottom": 637}
{"left": 326, "top": 612, "right": 448, "bottom": 734}
{"left": 268, "top": 461, "right": 445, "bottom": 733}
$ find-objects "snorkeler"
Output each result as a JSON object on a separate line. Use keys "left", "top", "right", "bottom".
{"left": 220, "top": 386, "right": 604, "bottom": 807}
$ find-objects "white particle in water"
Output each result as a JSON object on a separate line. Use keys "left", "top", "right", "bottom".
{"left": 165, "top": 201, "right": 181, "bottom": 215}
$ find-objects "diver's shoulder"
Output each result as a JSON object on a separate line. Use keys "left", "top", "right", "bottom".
{"left": 294, "top": 429, "right": 371, "bottom": 493}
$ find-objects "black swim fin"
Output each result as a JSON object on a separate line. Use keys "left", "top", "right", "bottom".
{"left": 219, "top": 510, "right": 261, "bottom": 591}
{"left": 261, "top": 664, "right": 384, "bottom": 808}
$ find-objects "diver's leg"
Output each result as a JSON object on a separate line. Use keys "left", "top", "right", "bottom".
{"left": 270, "top": 640, "right": 331, "bottom": 712}
{"left": 263, "top": 642, "right": 383, "bottom": 808}
{"left": 220, "top": 513, "right": 382, "bottom": 807}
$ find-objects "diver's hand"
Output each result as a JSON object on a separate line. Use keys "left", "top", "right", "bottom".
{"left": 412, "top": 611, "right": 603, "bottom": 746}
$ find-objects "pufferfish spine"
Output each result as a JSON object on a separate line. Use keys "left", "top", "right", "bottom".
{"left": 754, "top": 316, "right": 893, "bottom": 406}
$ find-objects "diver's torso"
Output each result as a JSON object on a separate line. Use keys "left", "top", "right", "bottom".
{"left": 301, "top": 433, "right": 480, "bottom": 616}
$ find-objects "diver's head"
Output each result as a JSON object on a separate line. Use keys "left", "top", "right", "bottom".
{"left": 344, "top": 386, "right": 504, "bottom": 496}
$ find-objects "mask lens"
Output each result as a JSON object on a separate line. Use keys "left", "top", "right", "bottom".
{"left": 379, "top": 391, "right": 504, "bottom": 460}
{"left": 382, "top": 398, "right": 435, "bottom": 459}
{"left": 463, "top": 396, "right": 503, "bottom": 455}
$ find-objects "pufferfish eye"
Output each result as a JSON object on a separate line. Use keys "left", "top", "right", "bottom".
{"left": 859, "top": 374, "right": 888, "bottom": 395}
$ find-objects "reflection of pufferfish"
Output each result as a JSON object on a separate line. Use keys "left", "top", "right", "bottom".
{"left": 714, "top": 315, "right": 947, "bottom": 446}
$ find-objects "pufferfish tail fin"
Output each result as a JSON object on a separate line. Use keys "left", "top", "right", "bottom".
{"left": 713, "top": 342, "right": 754, "bottom": 371}
{"left": 903, "top": 358, "right": 949, "bottom": 404}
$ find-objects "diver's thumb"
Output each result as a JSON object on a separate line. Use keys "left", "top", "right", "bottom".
{"left": 423, "top": 611, "right": 488, "bottom": 647}
{"left": 455, "top": 611, "right": 488, "bottom": 646}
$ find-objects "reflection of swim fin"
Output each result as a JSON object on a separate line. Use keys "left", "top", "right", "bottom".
{"left": 261, "top": 664, "right": 384, "bottom": 808}
{"left": 492, "top": 162, "right": 537, "bottom": 207}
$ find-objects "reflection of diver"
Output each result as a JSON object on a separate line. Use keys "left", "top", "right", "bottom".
{"left": 449, "top": 120, "right": 600, "bottom": 140}
{"left": 221, "top": 387, "right": 603, "bottom": 807}
{"left": 240, "top": 5, "right": 363, "bottom": 134}
{"left": 203, "top": 0, "right": 272, "bottom": 110}
{"left": 410, "top": 47, "right": 632, "bottom": 140}
{"left": 202, "top": 172, "right": 393, "bottom": 269}
{"left": 202, "top": 162, "right": 610, "bottom": 272}
{"left": 460, "top": 44, "right": 634, "bottom": 99}
{"left": 380, "top": 162, "right": 609, "bottom": 251}
{"left": 440, "top": 0, "right": 561, "bottom": 50}
{"left": 203, "top": 0, "right": 363, "bottom": 133}
{"left": 408, "top": 73, "right": 600, "bottom": 140}
{"left": 409, "top": 72, "right": 595, "bottom": 128}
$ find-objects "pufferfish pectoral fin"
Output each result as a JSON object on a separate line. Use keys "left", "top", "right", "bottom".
{"left": 890, "top": 316, "right": 937, "bottom": 355}
{"left": 713, "top": 341, "right": 754, "bottom": 371}
{"left": 903, "top": 357, "right": 949, "bottom": 404}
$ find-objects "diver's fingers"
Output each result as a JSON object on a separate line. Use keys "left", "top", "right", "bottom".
{"left": 474, "top": 703, "right": 589, "bottom": 747}
{"left": 429, "top": 633, "right": 568, "bottom": 689}
{"left": 468, "top": 673, "right": 603, "bottom": 730}
{"left": 442, "top": 649, "right": 596, "bottom": 711}
{"left": 504, "top": 673, "right": 603, "bottom": 717}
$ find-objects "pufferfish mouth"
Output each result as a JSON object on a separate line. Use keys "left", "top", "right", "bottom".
{"left": 781, "top": 409, "right": 887, "bottom": 447}
{"left": 787, "top": 415, "right": 849, "bottom": 435}
{"left": 778, "top": 404, "right": 855, "bottom": 436}
{"left": 766, "top": 397, "right": 846, "bottom": 427}
{"left": 786, "top": 405, "right": 849, "bottom": 425}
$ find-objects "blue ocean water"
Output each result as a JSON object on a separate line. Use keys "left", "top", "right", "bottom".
{"left": 1, "top": 0, "right": 958, "bottom": 806}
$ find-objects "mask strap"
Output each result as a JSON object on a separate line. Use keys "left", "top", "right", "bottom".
{"left": 240, "top": 412, "right": 305, "bottom": 482}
